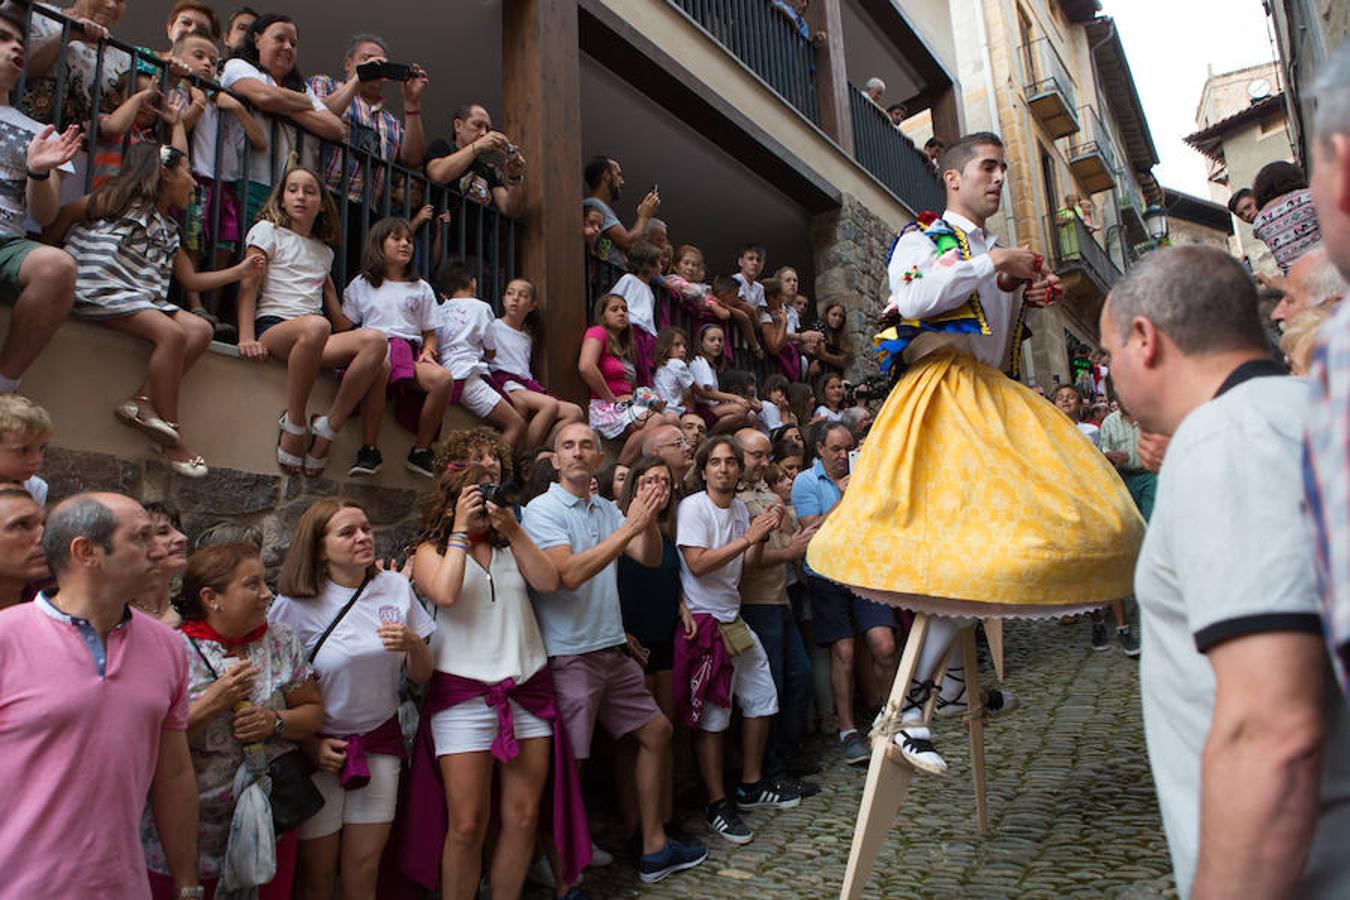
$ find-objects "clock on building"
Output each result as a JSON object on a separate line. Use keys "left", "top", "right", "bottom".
{"left": 1248, "top": 78, "right": 1272, "bottom": 101}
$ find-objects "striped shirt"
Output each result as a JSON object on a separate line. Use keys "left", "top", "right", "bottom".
{"left": 307, "top": 75, "right": 405, "bottom": 204}
{"left": 67, "top": 204, "right": 180, "bottom": 319}
{"left": 1252, "top": 189, "right": 1321, "bottom": 273}
{"left": 1306, "top": 301, "right": 1350, "bottom": 692}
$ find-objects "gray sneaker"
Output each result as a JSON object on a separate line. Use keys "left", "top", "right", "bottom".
{"left": 1091, "top": 620, "right": 1109, "bottom": 651}
{"left": 1117, "top": 626, "right": 1141, "bottom": 658}
{"left": 841, "top": 730, "right": 870, "bottom": 766}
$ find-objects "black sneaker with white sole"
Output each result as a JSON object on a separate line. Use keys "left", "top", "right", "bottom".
{"left": 406, "top": 447, "right": 436, "bottom": 478}
{"left": 734, "top": 779, "right": 802, "bottom": 810}
{"left": 348, "top": 445, "right": 383, "bottom": 477}
{"left": 706, "top": 799, "right": 753, "bottom": 844}
{"left": 1117, "top": 625, "right": 1141, "bottom": 658}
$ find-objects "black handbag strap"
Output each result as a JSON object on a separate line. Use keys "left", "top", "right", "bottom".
{"left": 186, "top": 636, "right": 220, "bottom": 679}
{"left": 308, "top": 571, "right": 374, "bottom": 663}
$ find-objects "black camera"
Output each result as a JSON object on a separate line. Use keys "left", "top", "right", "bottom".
{"left": 478, "top": 482, "right": 519, "bottom": 508}
{"left": 356, "top": 60, "right": 415, "bottom": 82}
{"left": 846, "top": 374, "right": 891, "bottom": 405}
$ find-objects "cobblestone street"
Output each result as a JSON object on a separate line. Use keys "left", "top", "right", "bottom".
{"left": 548, "top": 618, "right": 1175, "bottom": 899}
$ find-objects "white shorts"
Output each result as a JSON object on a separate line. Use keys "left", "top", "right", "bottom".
{"left": 430, "top": 695, "right": 553, "bottom": 755}
{"left": 297, "top": 752, "right": 402, "bottom": 839}
{"left": 459, "top": 375, "right": 505, "bottom": 418}
{"left": 699, "top": 629, "right": 779, "bottom": 732}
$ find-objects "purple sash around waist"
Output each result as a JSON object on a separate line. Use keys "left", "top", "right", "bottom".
{"left": 336, "top": 713, "right": 405, "bottom": 789}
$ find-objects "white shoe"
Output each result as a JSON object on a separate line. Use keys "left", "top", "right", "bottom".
{"left": 526, "top": 855, "right": 556, "bottom": 888}
{"left": 893, "top": 723, "right": 948, "bottom": 775}
{"left": 937, "top": 687, "right": 1020, "bottom": 720}
{"left": 588, "top": 840, "right": 614, "bottom": 868}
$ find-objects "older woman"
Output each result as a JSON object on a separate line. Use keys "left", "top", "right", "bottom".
{"left": 397, "top": 463, "right": 585, "bottom": 898}
{"left": 269, "top": 497, "right": 435, "bottom": 900}
{"left": 20, "top": 0, "right": 131, "bottom": 128}
{"left": 141, "top": 542, "right": 323, "bottom": 900}
{"left": 130, "top": 502, "right": 188, "bottom": 626}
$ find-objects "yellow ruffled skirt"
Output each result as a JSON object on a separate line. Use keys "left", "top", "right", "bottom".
{"left": 806, "top": 350, "right": 1144, "bottom": 618}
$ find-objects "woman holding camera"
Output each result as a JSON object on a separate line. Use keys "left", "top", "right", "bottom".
{"left": 398, "top": 463, "right": 591, "bottom": 898}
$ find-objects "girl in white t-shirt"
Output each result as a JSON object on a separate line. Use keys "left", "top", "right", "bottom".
{"left": 690, "top": 324, "right": 756, "bottom": 434}
{"left": 411, "top": 464, "right": 561, "bottom": 898}
{"left": 488, "top": 278, "right": 584, "bottom": 450}
{"left": 434, "top": 260, "right": 527, "bottom": 451}
{"left": 269, "top": 497, "right": 434, "bottom": 900}
{"left": 335, "top": 218, "right": 448, "bottom": 479}
{"left": 813, "top": 372, "right": 847, "bottom": 423}
{"left": 651, "top": 326, "right": 695, "bottom": 416}
{"left": 235, "top": 167, "right": 391, "bottom": 479}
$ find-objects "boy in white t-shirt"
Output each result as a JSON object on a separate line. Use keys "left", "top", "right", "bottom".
{"left": 676, "top": 437, "right": 800, "bottom": 846}
{"left": 609, "top": 241, "right": 663, "bottom": 384}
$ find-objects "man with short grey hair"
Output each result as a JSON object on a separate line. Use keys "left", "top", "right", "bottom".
{"left": 308, "top": 33, "right": 430, "bottom": 205}
{"left": 0, "top": 492, "right": 202, "bottom": 897}
{"left": 1270, "top": 246, "right": 1348, "bottom": 329}
{"left": 643, "top": 421, "right": 693, "bottom": 488}
{"left": 1102, "top": 245, "right": 1350, "bottom": 897}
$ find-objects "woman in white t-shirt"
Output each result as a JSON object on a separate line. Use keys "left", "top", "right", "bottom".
{"left": 219, "top": 13, "right": 342, "bottom": 225}
{"left": 235, "top": 167, "right": 392, "bottom": 480}
{"left": 336, "top": 217, "right": 448, "bottom": 479}
{"left": 433, "top": 260, "right": 528, "bottom": 451}
{"left": 488, "top": 278, "right": 584, "bottom": 450}
{"left": 690, "top": 324, "right": 756, "bottom": 434}
{"left": 410, "top": 463, "right": 562, "bottom": 898}
{"left": 269, "top": 497, "right": 435, "bottom": 900}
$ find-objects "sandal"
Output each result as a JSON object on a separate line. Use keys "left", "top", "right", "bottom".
{"left": 277, "top": 412, "right": 308, "bottom": 475}
{"left": 115, "top": 395, "right": 179, "bottom": 445}
{"left": 303, "top": 414, "right": 338, "bottom": 477}
{"left": 156, "top": 444, "right": 209, "bottom": 479}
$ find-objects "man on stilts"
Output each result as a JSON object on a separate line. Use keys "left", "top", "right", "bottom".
{"left": 807, "top": 133, "right": 1144, "bottom": 894}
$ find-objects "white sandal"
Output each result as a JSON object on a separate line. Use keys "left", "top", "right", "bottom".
{"left": 303, "top": 414, "right": 338, "bottom": 477}
{"left": 277, "top": 412, "right": 308, "bottom": 475}
{"left": 115, "top": 395, "right": 179, "bottom": 445}
{"left": 156, "top": 445, "right": 209, "bottom": 479}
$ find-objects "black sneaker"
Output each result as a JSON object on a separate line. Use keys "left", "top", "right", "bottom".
{"left": 405, "top": 446, "right": 436, "bottom": 478}
{"left": 348, "top": 445, "right": 382, "bottom": 477}
{"left": 638, "top": 838, "right": 708, "bottom": 884}
{"left": 705, "top": 799, "right": 753, "bottom": 844}
{"left": 778, "top": 776, "right": 820, "bottom": 798}
{"left": 1117, "top": 625, "right": 1141, "bottom": 658}
{"left": 1091, "top": 620, "right": 1109, "bottom": 651}
{"left": 735, "top": 779, "right": 802, "bottom": 810}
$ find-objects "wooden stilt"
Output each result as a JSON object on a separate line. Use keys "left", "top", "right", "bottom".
{"left": 983, "top": 617, "right": 1005, "bottom": 681}
{"left": 840, "top": 613, "right": 929, "bottom": 900}
{"left": 961, "top": 626, "right": 989, "bottom": 833}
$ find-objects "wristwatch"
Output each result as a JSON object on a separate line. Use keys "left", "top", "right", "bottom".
{"left": 175, "top": 888, "right": 204, "bottom": 899}
{"left": 271, "top": 709, "right": 285, "bottom": 738}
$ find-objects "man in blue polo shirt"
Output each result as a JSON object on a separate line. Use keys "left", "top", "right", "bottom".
{"left": 792, "top": 421, "right": 896, "bottom": 765}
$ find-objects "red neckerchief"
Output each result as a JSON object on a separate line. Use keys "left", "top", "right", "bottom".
{"left": 180, "top": 619, "right": 268, "bottom": 650}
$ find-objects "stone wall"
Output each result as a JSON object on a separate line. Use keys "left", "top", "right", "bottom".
{"left": 810, "top": 192, "right": 900, "bottom": 383}
{"left": 43, "top": 447, "right": 427, "bottom": 573}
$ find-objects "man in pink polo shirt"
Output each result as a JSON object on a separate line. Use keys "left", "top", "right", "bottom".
{"left": 0, "top": 492, "right": 201, "bottom": 899}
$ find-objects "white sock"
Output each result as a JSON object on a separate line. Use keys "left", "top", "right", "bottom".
{"left": 939, "top": 664, "right": 966, "bottom": 704}
{"left": 839, "top": 728, "right": 857, "bottom": 741}
{"left": 0, "top": 374, "right": 19, "bottom": 394}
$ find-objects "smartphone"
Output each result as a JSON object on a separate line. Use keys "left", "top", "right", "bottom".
{"left": 651, "top": 183, "right": 659, "bottom": 195}
{"left": 848, "top": 449, "right": 859, "bottom": 473}
{"left": 356, "top": 60, "right": 414, "bottom": 82}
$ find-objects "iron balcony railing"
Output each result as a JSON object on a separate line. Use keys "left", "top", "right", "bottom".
{"left": 671, "top": 0, "right": 820, "bottom": 125}
{"left": 1067, "top": 104, "right": 1118, "bottom": 179}
{"left": 16, "top": 3, "right": 520, "bottom": 313}
{"left": 848, "top": 84, "right": 945, "bottom": 215}
{"left": 1046, "top": 212, "right": 1121, "bottom": 293}
{"left": 1020, "top": 36, "right": 1078, "bottom": 112}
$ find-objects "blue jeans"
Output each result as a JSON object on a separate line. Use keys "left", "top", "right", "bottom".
{"left": 741, "top": 603, "right": 813, "bottom": 777}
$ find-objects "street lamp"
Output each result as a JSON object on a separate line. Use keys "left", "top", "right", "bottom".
{"left": 1143, "top": 204, "right": 1169, "bottom": 241}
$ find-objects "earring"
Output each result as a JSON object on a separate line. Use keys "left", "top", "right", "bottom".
{"left": 210, "top": 604, "right": 221, "bottom": 612}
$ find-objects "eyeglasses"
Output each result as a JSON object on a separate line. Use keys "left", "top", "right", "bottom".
{"left": 657, "top": 438, "right": 690, "bottom": 450}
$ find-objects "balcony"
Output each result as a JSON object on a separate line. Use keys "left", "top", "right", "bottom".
{"left": 671, "top": 0, "right": 820, "bottom": 125}
{"left": 1045, "top": 213, "right": 1120, "bottom": 323}
{"left": 847, "top": 85, "right": 945, "bottom": 215}
{"left": 1067, "top": 106, "right": 1118, "bottom": 195}
{"left": 1019, "top": 37, "right": 1080, "bottom": 138}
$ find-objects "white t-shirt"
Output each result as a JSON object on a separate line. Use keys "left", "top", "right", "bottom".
{"left": 189, "top": 100, "right": 244, "bottom": 182}
{"left": 341, "top": 276, "right": 438, "bottom": 343}
{"left": 245, "top": 220, "right": 334, "bottom": 320}
{"left": 690, "top": 356, "right": 719, "bottom": 408}
{"left": 611, "top": 272, "right": 657, "bottom": 337}
{"left": 734, "top": 273, "right": 765, "bottom": 308}
{"left": 676, "top": 491, "right": 751, "bottom": 623}
{"left": 1077, "top": 421, "right": 1101, "bottom": 448}
{"left": 487, "top": 319, "right": 535, "bottom": 380}
{"left": 786, "top": 304, "right": 801, "bottom": 334}
{"left": 814, "top": 405, "right": 844, "bottom": 422}
{"left": 762, "top": 403, "right": 783, "bottom": 430}
{"left": 435, "top": 297, "right": 496, "bottom": 379}
{"left": 429, "top": 548, "right": 547, "bottom": 684}
{"left": 653, "top": 359, "right": 695, "bottom": 415}
{"left": 269, "top": 570, "right": 436, "bottom": 735}
{"left": 221, "top": 58, "right": 328, "bottom": 185}
{"left": 23, "top": 475, "right": 47, "bottom": 508}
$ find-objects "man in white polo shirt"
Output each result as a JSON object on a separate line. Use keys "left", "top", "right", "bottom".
{"left": 1102, "top": 244, "right": 1350, "bottom": 897}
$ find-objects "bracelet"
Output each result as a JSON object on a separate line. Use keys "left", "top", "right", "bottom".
{"left": 450, "top": 531, "right": 469, "bottom": 541}
{"left": 174, "top": 888, "right": 205, "bottom": 900}
{"left": 405, "top": 108, "right": 422, "bottom": 115}
{"left": 271, "top": 709, "right": 285, "bottom": 738}
{"left": 25, "top": 169, "right": 50, "bottom": 181}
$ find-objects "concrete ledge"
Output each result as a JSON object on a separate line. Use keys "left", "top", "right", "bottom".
{"left": 2, "top": 306, "right": 483, "bottom": 491}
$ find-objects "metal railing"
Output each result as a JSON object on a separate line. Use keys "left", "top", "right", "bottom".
{"left": 1067, "top": 104, "right": 1118, "bottom": 178}
{"left": 848, "top": 84, "right": 945, "bottom": 215}
{"left": 671, "top": 0, "right": 820, "bottom": 125}
{"left": 1046, "top": 212, "right": 1121, "bottom": 292}
{"left": 1019, "top": 36, "right": 1078, "bottom": 114}
{"left": 16, "top": 4, "right": 519, "bottom": 316}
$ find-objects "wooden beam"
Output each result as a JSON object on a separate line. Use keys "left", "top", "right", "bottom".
{"left": 930, "top": 85, "right": 962, "bottom": 143}
{"left": 502, "top": 0, "right": 587, "bottom": 403}
{"left": 807, "top": 0, "right": 853, "bottom": 154}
